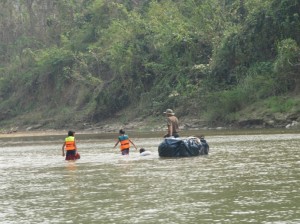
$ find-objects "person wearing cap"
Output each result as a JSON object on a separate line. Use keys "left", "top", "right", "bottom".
{"left": 163, "top": 109, "right": 179, "bottom": 138}
{"left": 114, "top": 129, "right": 137, "bottom": 155}
{"left": 62, "top": 130, "right": 80, "bottom": 160}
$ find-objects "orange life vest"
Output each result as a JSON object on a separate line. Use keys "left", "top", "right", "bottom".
{"left": 65, "top": 136, "right": 76, "bottom": 150}
{"left": 119, "top": 135, "right": 130, "bottom": 150}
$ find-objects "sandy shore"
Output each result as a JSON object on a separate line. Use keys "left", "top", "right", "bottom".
{"left": 0, "top": 130, "right": 69, "bottom": 138}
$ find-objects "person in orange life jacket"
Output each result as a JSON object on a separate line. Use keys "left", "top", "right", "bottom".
{"left": 163, "top": 109, "right": 180, "bottom": 138}
{"left": 114, "top": 129, "right": 137, "bottom": 155}
{"left": 62, "top": 130, "right": 80, "bottom": 160}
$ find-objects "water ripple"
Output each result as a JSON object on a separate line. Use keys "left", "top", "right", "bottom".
{"left": 0, "top": 134, "right": 299, "bottom": 223}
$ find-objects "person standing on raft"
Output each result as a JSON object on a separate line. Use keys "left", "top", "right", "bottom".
{"left": 163, "top": 109, "right": 180, "bottom": 138}
{"left": 114, "top": 129, "right": 137, "bottom": 155}
{"left": 62, "top": 130, "right": 80, "bottom": 160}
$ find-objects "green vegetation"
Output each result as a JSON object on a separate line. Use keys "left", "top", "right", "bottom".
{"left": 0, "top": 0, "right": 300, "bottom": 129}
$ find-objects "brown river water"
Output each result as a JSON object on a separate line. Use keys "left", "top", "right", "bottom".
{"left": 0, "top": 130, "right": 299, "bottom": 223}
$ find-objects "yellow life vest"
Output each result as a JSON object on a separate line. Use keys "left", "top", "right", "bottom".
{"left": 65, "top": 136, "right": 76, "bottom": 150}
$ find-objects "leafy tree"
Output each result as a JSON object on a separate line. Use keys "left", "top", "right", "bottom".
{"left": 274, "top": 39, "right": 300, "bottom": 93}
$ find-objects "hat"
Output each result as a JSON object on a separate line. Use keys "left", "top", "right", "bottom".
{"left": 163, "top": 109, "right": 175, "bottom": 115}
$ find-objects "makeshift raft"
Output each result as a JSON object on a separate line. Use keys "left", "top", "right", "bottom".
{"left": 158, "top": 137, "right": 209, "bottom": 157}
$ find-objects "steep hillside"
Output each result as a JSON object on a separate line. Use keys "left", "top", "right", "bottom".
{"left": 0, "top": 0, "right": 300, "bottom": 132}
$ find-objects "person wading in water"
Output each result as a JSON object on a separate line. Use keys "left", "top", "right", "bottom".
{"left": 62, "top": 130, "right": 80, "bottom": 160}
{"left": 114, "top": 129, "right": 137, "bottom": 155}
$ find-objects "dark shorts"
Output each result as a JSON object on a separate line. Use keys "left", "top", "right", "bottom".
{"left": 66, "top": 150, "right": 80, "bottom": 160}
{"left": 164, "top": 133, "right": 180, "bottom": 138}
{"left": 121, "top": 148, "right": 129, "bottom": 155}
{"left": 173, "top": 133, "right": 180, "bottom": 138}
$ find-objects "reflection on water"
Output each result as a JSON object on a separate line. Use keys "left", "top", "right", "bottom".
{"left": 0, "top": 132, "right": 299, "bottom": 223}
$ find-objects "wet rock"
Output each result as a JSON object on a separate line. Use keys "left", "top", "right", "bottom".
{"left": 26, "top": 124, "right": 43, "bottom": 131}
{"left": 1, "top": 127, "right": 19, "bottom": 134}
{"left": 265, "top": 119, "right": 275, "bottom": 127}
{"left": 286, "top": 121, "right": 299, "bottom": 129}
{"left": 238, "top": 119, "right": 264, "bottom": 128}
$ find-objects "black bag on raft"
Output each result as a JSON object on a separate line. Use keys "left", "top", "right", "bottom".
{"left": 158, "top": 138, "right": 209, "bottom": 157}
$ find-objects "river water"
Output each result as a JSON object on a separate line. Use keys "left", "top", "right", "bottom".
{"left": 0, "top": 131, "right": 299, "bottom": 224}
